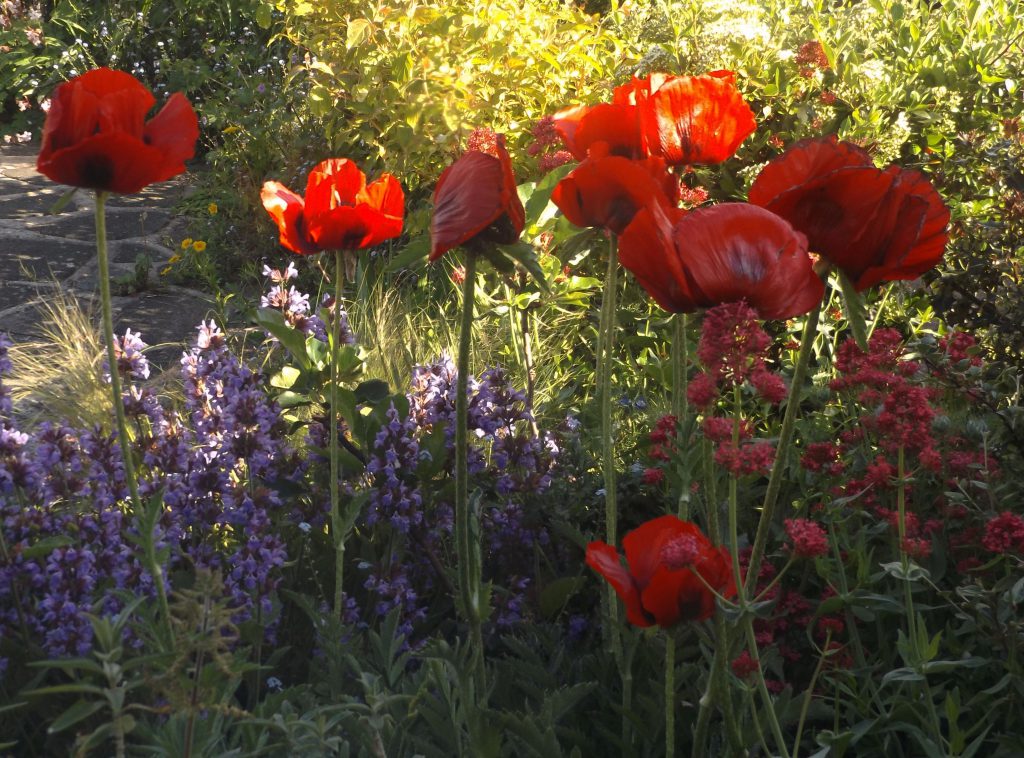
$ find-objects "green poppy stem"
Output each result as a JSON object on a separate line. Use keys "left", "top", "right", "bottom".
{"left": 744, "top": 299, "right": 822, "bottom": 596}
{"left": 672, "top": 312, "right": 690, "bottom": 519}
{"left": 837, "top": 271, "right": 869, "bottom": 351}
{"left": 95, "top": 190, "right": 172, "bottom": 641}
{"left": 665, "top": 631, "right": 675, "bottom": 757}
{"left": 331, "top": 249, "right": 345, "bottom": 618}
{"left": 456, "top": 249, "right": 484, "bottom": 686}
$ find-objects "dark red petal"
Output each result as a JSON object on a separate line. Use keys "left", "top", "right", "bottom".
{"left": 641, "top": 566, "right": 708, "bottom": 627}
{"left": 748, "top": 136, "right": 873, "bottom": 208}
{"left": 494, "top": 138, "right": 526, "bottom": 237}
{"left": 37, "top": 132, "right": 167, "bottom": 194}
{"left": 430, "top": 151, "right": 507, "bottom": 261}
{"left": 642, "top": 74, "right": 756, "bottom": 166}
{"left": 305, "top": 158, "right": 367, "bottom": 218}
{"left": 261, "top": 180, "right": 318, "bottom": 255}
{"left": 551, "top": 154, "right": 672, "bottom": 235}
{"left": 674, "top": 203, "right": 823, "bottom": 319}
{"left": 621, "top": 515, "right": 699, "bottom": 587}
{"left": 852, "top": 169, "right": 949, "bottom": 290}
{"left": 618, "top": 204, "right": 697, "bottom": 313}
{"left": 143, "top": 92, "right": 199, "bottom": 183}
{"left": 574, "top": 104, "right": 646, "bottom": 160}
{"left": 585, "top": 541, "right": 652, "bottom": 628}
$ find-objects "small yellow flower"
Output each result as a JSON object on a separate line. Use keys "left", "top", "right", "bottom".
{"left": 181, "top": 238, "right": 193, "bottom": 249}
{"left": 208, "top": 202, "right": 218, "bottom": 215}
{"left": 168, "top": 254, "right": 181, "bottom": 264}
{"left": 192, "top": 240, "right": 207, "bottom": 253}
{"left": 160, "top": 265, "right": 172, "bottom": 276}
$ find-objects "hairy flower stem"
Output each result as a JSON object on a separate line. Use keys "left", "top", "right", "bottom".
{"left": 673, "top": 313, "right": 690, "bottom": 519}
{"left": 745, "top": 300, "right": 822, "bottom": 596}
{"left": 665, "top": 632, "right": 675, "bottom": 757}
{"left": 837, "top": 271, "right": 869, "bottom": 350}
{"left": 598, "top": 236, "right": 630, "bottom": 739}
{"left": 96, "top": 191, "right": 172, "bottom": 641}
{"left": 456, "top": 250, "right": 484, "bottom": 688}
{"left": 793, "top": 632, "right": 831, "bottom": 758}
{"left": 897, "top": 446, "right": 945, "bottom": 748}
{"left": 331, "top": 249, "right": 345, "bottom": 618}
{"left": 730, "top": 388, "right": 789, "bottom": 758}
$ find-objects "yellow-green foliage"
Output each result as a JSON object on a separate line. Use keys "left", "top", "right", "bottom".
{"left": 275, "top": 0, "right": 643, "bottom": 192}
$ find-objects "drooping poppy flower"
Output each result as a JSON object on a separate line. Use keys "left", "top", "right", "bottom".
{"left": 618, "top": 202, "right": 824, "bottom": 319}
{"left": 551, "top": 142, "right": 678, "bottom": 235}
{"left": 261, "top": 158, "right": 405, "bottom": 255}
{"left": 586, "top": 515, "right": 735, "bottom": 628}
{"left": 36, "top": 67, "right": 198, "bottom": 194}
{"left": 748, "top": 136, "right": 950, "bottom": 291}
{"left": 430, "top": 131, "right": 526, "bottom": 261}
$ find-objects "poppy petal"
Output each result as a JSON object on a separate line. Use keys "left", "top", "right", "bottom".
{"left": 642, "top": 74, "right": 756, "bottom": 165}
{"left": 551, "top": 153, "right": 673, "bottom": 235}
{"left": 305, "top": 158, "right": 367, "bottom": 218}
{"left": 574, "top": 103, "right": 646, "bottom": 161}
{"left": 585, "top": 541, "right": 652, "bottom": 628}
{"left": 674, "top": 204, "right": 823, "bottom": 320}
{"left": 261, "top": 180, "right": 317, "bottom": 255}
{"left": 360, "top": 173, "right": 406, "bottom": 221}
{"left": 641, "top": 566, "right": 708, "bottom": 626}
{"left": 39, "top": 133, "right": 166, "bottom": 194}
{"left": 748, "top": 136, "right": 872, "bottom": 208}
{"left": 143, "top": 92, "right": 199, "bottom": 183}
{"left": 430, "top": 152, "right": 506, "bottom": 260}
{"left": 618, "top": 203, "right": 697, "bottom": 313}
{"left": 552, "top": 104, "right": 590, "bottom": 160}
{"left": 621, "top": 514, "right": 698, "bottom": 587}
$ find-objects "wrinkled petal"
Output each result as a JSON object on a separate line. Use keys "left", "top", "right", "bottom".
{"left": 585, "top": 541, "right": 652, "bottom": 627}
{"left": 748, "top": 136, "right": 872, "bottom": 208}
{"left": 641, "top": 73, "right": 755, "bottom": 165}
{"left": 261, "top": 181, "right": 317, "bottom": 255}
{"left": 430, "top": 138, "right": 524, "bottom": 260}
{"left": 552, "top": 104, "right": 590, "bottom": 159}
{"left": 675, "top": 204, "right": 823, "bottom": 320}
{"left": 621, "top": 514, "right": 699, "bottom": 587}
{"left": 305, "top": 158, "right": 367, "bottom": 218}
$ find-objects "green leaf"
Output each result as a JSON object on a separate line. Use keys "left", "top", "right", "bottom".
{"left": 255, "top": 309, "right": 311, "bottom": 370}
{"left": 270, "top": 365, "right": 302, "bottom": 389}
{"left": 347, "top": 18, "right": 373, "bottom": 49}
{"left": 48, "top": 700, "right": 105, "bottom": 735}
{"left": 254, "top": 3, "right": 273, "bottom": 29}
{"left": 386, "top": 235, "right": 431, "bottom": 272}
{"left": 522, "top": 162, "right": 574, "bottom": 228}
{"left": 20, "top": 535, "right": 73, "bottom": 559}
{"left": 539, "top": 576, "right": 586, "bottom": 618}
{"left": 497, "top": 241, "right": 550, "bottom": 292}
{"left": 353, "top": 379, "right": 391, "bottom": 404}
{"left": 48, "top": 187, "right": 78, "bottom": 215}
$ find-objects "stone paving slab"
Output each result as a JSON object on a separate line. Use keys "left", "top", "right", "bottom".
{"left": 22, "top": 207, "right": 172, "bottom": 241}
{"left": 1, "top": 142, "right": 213, "bottom": 376}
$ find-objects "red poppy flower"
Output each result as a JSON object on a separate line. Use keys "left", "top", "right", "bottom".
{"left": 36, "top": 67, "right": 198, "bottom": 194}
{"left": 748, "top": 136, "right": 950, "bottom": 290}
{"left": 430, "top": 132, "right": 525, "bottom": 261}
{"left": 586, "top": 515, "right": 735, "bottom": 628}
{"left": 618, "top": 202, "right": 824, "bottom": 319}
{"left": 639, "top": 71, "right": 756, "bottom": 165}
{"left": 261, "top": 158, "right": 405, "bottom": 255}
{"left": 551, "top": 143, "right": 678, "bottom": 235}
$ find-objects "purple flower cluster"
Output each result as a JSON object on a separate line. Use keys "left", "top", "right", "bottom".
{"left": 357, "top": 354, "right": 558, "bottom": 636}
{"left": 261, "top": 263, "right": 356, "bottom": 346}
{"left": 103, "top": 328, "right": 150, "bottom": 383}
{"left": 0, "top": 320, "right": 307, "bottom": 668}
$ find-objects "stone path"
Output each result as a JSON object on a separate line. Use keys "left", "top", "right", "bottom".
{"left": 0, "top": 143, "right": 213, "bottom": 368}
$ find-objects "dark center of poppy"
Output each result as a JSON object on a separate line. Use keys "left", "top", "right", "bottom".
{"left": 79, "top": 153, "right": 114, "bottom": 190}
{"left": 793, "top": 189, "right": 845, "bottom": 246}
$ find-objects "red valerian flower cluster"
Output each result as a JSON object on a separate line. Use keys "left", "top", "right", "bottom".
{"left": 784, "top": 518, "right": 829, "bottom": 559}
{"left": 749, "top": 136, "right": 950, "bottom": 291}
{"left": 261, "top": 159, "right": 405, "bottom": 255}
{"left": 586, "top": 515, "right": 734, "bottom": 628}
{"left": 36, "top": 67, "right": 199, "bottom": 194}
{"left": 430, "top": 129, "right": 526, "bottom": 260}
